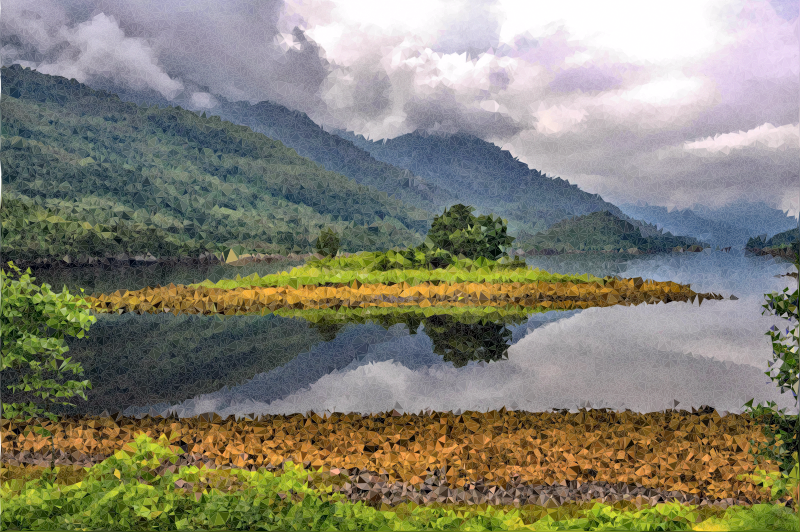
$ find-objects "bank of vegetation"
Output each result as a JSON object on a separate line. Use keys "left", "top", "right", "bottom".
{"left": 746, "top": 227, "right": 800, "bottom": 258}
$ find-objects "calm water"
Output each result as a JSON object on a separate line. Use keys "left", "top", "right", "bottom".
{"left": 15, "top": 249, "right": 799, "bottom": 419}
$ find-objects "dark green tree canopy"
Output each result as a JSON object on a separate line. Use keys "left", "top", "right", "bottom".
{"left": 314, "top": 226, "right": 341, "bottom": 257}
{"left": 424, "top": 204, "right": 515, "bottom": 260}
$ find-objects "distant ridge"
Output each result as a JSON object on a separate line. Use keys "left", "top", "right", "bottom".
{"left": 332, "top": 128, "right": 630, "bottom": 235}
{"left": 516, "top": 210, "right": 704, "bottom": 254}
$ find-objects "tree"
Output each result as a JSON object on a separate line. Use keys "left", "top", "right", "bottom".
{"left": 743, "top": 251, "right": 799, "bottom": 503}
{"left": 424, "top": 204, "right": 515, "bottom": 260}
{"left": 314, "top": 226, "right": 340, "bottom": 257}
{"left": 1, "top": 261, "right": 95, "bottom": 422}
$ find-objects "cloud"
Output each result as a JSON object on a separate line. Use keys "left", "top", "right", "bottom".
{"left": 1, "top": 4, "right": 184, "bottom": 99}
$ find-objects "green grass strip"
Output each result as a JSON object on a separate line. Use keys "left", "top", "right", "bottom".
{"left": 2, "top": 433, "right": 796, "bottom": 531}
{"left": 187, "top": 252, "right": 607, "bottom": 290}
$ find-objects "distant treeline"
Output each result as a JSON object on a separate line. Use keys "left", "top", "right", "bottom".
{"left": 745, "top": 226, "right": 800, "bottom": 257}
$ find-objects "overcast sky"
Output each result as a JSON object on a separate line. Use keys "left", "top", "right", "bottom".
{"left": 2, "top": 0, "right": 798, "bottom": 216}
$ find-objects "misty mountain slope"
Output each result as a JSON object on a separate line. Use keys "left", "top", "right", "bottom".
{"left": 332, "top": 128, "right": 628, "bottom": 235}
{"left": 0, "top": 65, "right": 431, "bottom": 260}
{"left": 516, "top": 210, "right": 703, "bottom": 254}
{"left": 690, "top": 200, "right": 799, "bottom": 241}
{"left": 617, "top": 203, "right": 748, "bottom": 248}
{"left": 104, "top": 80, "right": 676, "bottom": 244}
{"left": 68, "top": 78, "right": 456, "bottom": 217}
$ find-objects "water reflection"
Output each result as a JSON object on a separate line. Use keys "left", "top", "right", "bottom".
{"left": 301, "top": 307, "right": 537, "bottom": 368}
{"left": 6, "top": 249, "right": 797, "bottom": 419}
{"left": 0, "top": 300, "right": 552, "bottom": 414}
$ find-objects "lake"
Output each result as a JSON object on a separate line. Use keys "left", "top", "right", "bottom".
{"left": 18, "top": 249, "right": 799, "bottom": 420}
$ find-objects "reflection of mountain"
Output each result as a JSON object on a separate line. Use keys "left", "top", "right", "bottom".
{"left": 122, "top": 307, "right": 582, "bottom": 418}
{"left": 0, "top": 302, "right": 549, "bottom": 414}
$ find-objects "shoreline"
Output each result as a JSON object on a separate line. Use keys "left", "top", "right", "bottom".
{"left": 0, "top": 251, "right": 321, "bottom": 270}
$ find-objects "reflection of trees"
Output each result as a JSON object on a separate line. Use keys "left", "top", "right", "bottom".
{"left": 305, "top": 308, "right": 528, "bottom": 368}
{"left": 423, "top": 314, "right": 516, "bottom": 368}
{"left": 11, "top": 313, "right": 325, "bottom": 418}
{"left": 312, "top": 321, "right": 346, "bottom": 343}
{"left": 3, "top": 303, "right": 532, "bottom": 419}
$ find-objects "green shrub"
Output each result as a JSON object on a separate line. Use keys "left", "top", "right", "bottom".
{"left": 744, "top": 251, "right": 799, "bottom": 482}
{"left": 314, "top": 226, "right": 340, "bottom": 257}
{"left": 0, "top": 261, "right": 95, "bottom": 423}
{"left": 424, "top": 204, "right": 515, "bottom": 261}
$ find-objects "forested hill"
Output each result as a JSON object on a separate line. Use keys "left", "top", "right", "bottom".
{"left": 745, "top": 227, "right": 800, "bottom": 255}
{"left": 0, "top": 65, "right": 433, "bottom": 262}
{"left": 516, "top": 210, "right": 705, "bottom": 254}
{"left": 332, "top": 129, "right": 629, "bottom": 235}
{"left": 208, "top": 100, "right": 458, "bottom": 216}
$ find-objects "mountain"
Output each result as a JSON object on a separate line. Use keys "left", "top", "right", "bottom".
{"left": 0, "top": 65, "right": 432, "bottom": 261}
{"left": 691, "top": 200, "right": 799, "bottom": 240}
{"left": 54, "top": 75, "right": 702, "bottom": 247}
{"left": 73, "top": 78, "right": 456, "bottom": 217}
{"left": 617, "top": 203, "right": 749, "bottom": 248}
{"left": 331, "top": 129, "right": 630, "bottom": 236}
{"left": 517, "top": 210, "right": 704, "bottom": 254}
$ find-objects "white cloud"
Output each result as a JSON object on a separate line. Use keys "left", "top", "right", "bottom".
{"left": 190, "top": 92, "right": 218, "bottom": 109}
{"left": 683, "top": 122, "right": 799, "bottom": 154}
{"left": 0, "top": 2, "right": 183, "bottom": 98}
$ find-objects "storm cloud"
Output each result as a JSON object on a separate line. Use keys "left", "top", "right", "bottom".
{"left": 2, "top": 0, "right": 798, "bottom": 216}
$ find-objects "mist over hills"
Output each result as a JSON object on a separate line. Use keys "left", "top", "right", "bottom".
{"left": 185, "top": 98, "right": 644, "bottom": 240}
{"left": 57, "top": 74, "right": 640, "bottom": 239}
{"left": 67, "top": 77, "right": 456, "bottom": 218}
{"left": 618, "top": 201, "right": 799, "bottom": 248}
{"left": 690, "top": 200, "right": 799, "bottom": 241}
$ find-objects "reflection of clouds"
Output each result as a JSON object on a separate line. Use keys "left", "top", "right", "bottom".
{"left": 131, "top": 251, "right": 798, "bottom": 419}
{"left": 130, "top": 311, "right": 580, "bottom": 418}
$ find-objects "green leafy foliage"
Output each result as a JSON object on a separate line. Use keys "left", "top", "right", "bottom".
{"left": 189, "top": 251, "right": 603, "bottom": 290}
{"left": 518, "top": 211, "right": 704, "bottom": 253}
{"left": 314, "top": 226, "right": 341, "bottom": 257}
{"left": 744, "top": 252, "right": 799, "bottom": 480}
{"left": 1, "top": 64, "right": 430, "bottom": 259}
{"left": 424, "top": 203, "right": 516, "bottom": 260}
{"left": 0, "top": 261, "right": 95, "bottom": 422}
{"left": 0, "top": 262, "right": 96, "bottom": 470}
